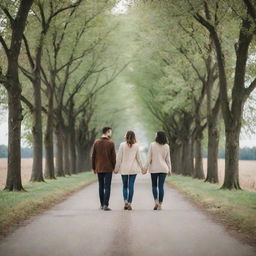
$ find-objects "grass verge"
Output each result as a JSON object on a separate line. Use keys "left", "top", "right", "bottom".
{"left": 167, "top": 174, "right": 256, "bottom": 245}
{"left": 0, "top": 172, "right": 96, "bottom": 238}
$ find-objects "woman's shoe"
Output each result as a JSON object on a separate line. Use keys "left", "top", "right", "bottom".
{"left": 127, "top": 203, "right": 132, "bottom": 210}
{"left": 157, "top": 204, "right": 162, "bottom": 210}
{"left": 124, "top": 202, "right": 129, "bottom": 210}
{"left": 153, "top": 200, "right": 159, "bottom": 210}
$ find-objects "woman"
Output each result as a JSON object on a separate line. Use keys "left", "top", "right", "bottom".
{"left": 114, "top": 131, "right": 144, "bottom": 210}
{"left": 143, "top": 131, "right": 172, "bottom": 210}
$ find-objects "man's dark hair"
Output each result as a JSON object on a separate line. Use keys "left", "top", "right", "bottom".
{"left": 102, "top": 127, "right": 112, "bottom": 134}
{"left": 155, "top": 131, "right": 168, "bottom": 145}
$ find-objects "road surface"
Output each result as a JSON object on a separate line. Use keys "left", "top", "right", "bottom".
{"left": 0, "top": 174, "right": 255, "bottom": 256}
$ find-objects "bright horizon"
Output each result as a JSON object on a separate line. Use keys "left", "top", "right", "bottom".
{"left": 1, "top": 110, "right": 256, "bottom": 148}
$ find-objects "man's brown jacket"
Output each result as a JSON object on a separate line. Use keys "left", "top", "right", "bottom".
{"left": 92, "top": 137, "right": 116, "bottom": 173}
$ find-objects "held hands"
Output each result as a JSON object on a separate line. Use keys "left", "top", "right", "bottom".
{"left": 141, "top": 167, "right": 147, "bottom": 175}
{"left": 92, "top": 169, "right": 96, "bottom": 174}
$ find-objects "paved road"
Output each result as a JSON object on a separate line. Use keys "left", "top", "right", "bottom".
{"left": 0, "top": 174, "right": 255, "bottom": 256}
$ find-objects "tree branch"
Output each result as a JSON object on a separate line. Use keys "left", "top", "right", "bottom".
{"left": 40, "top": 65, "right": 51, "bottom": 88}
{"left": 19, "top": 65, "right": 34, "bottom": 83}
{"left": 243, "top": 0, "right": 256, "bottom": 19}
{"left": 0, "top": 35, "right": 9, "bottom": 57}
{"left": 0, "top": 6, "right": 14, "bottom": 29}
{"left": 193, "top": 13, "right": 214, "bottom": 32}
{"left": 22, "top": 34, "right": 35, "bottom": 69}
{"left": 193, "top": 4, "right": 231, "bottom": 122}
{"left": 178, "top": 46, "right": 206, "bottom": 83}
{"left": 245, "top": 77, "right": 256, "bottom": 97}
{"left": 21, "top": 95, "right": 34, "bottom": 112}
{"left": 47, "top": 0, "right": 82, "bottom": 26}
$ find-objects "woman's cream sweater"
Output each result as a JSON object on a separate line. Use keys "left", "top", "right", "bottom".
{"left": 114, "top": 142, "right": 144, "bottom": 175}
{"left": 144, "top": 142, "right": 171, "bottom": 174}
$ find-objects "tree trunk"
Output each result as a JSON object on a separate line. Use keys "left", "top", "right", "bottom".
{"left": 75, "top": 118, "right": 96, "bottom": 172}
{"left": 69, "top": 122, "right": 77, "bottom": 174}
{"left": 181, "top": 137, "right": 194, "bottom": 176}
{"left": 194, "top": 136, "right": 205, "bottom": 179}
{"left": 55, "top": 125, "right": 65, "bottom": 177}
{"left": 170, "top": 142, "right": 182, "bottom": 174}
{"left": 4, "top": 89, "right": 24, "bottom": 191}
{"left": 221, "top": 126, "right": 241, "bottom": 189}
{"left": 84, "top": 145, "right": 92, "bottom": 172}
{"left": 68, "top": 100, "right": 77, "bottom": 174}
{"left": 30, "top": 81, "right": 44, "bottom": 182}
{"left": 181, "top": 115, "right": 194, "bottom": 176}
{"left": 63, "top": 127, "right": 71, "bottom": 175}
{"left": 205, "top": 121, "right": 219, "bottom": 183}
{"left": 76, "top": 143, "right": 91, "bottom": 172}
{"left": 76, "top": 145, "right": 87, "bottom": 172}
{"left": 44, "top": 90, "right": 55, "bottom": 179}
{"left": 205, "top": 65, "right": 220, "bottom": 183}
{"left": 29, "top": 27, "right": 46, "bottom": 182}
{"left": 194, "top": 128, "right": 205, "bottom": 179}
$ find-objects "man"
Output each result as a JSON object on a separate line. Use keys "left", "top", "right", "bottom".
{"left": 92, "top": 127, "right": 116, "bottom": 211}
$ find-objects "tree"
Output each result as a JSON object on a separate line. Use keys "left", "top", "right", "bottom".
{"left": 174, "top": 22, "right": 220, "bottom": 181}
{"left": 39, "top": 0, "right": 127, "bottom": 176}
{"left": 193, "top": 0, "right": 256, "bottom": 189}
{"left": 19, "top": 0, "right": 82, "bottom": 182}
{"left": 0, "top": 0, "right": 34, "bottom": 191}
{"left": 125, "top": 1, "right": 206, "bottom": 177}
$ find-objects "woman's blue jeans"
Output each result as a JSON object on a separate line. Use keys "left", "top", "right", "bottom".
{"left": 121, "top": 174, "right": 137, "bottom": 203}
{"left": 150, "top": 173, "right": 167, "bottom": 203}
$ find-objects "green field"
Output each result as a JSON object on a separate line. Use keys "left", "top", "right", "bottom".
{"left": 167, "top": 175, "right": 256, "bottom": 235}
{"left": 0, "top": 172, "right": 96, "bottom": 236}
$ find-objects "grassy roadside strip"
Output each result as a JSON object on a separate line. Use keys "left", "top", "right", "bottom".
{"left": 0, "top": 172, "right": 97, "bottom": 238}
{"left": 166, "top": 174, "right": 256, "bottom": 244}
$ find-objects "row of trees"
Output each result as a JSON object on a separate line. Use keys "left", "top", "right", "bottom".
{"left": 0, "top": 145, "right": 33, "bottom": 158}
{"left": 218, "top": 147, "right": 256, "bottom": 161}
{"left": 2, "top": 144, "right": 256, "bottom": 160}
{"left": 0, "top": 0, "right": 126, "bottom": 191}
{"left": 123, "top": 0, "right": 256, "bottom": 189}
{"left": 1, "top": 0, "right": 255, "bottom": 191}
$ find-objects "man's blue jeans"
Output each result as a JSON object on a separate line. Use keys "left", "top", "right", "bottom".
{"left": 150, "top": 173, "right": 167, "bottom": 203}
{"left": 97, "top": 172, "right": 112, "bottom": 207}
{"left": 121, "top": 174, "right": 137, "bottom": 203}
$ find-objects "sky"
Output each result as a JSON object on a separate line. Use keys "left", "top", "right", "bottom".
{"left": 111, "top": 0, "right": 131, "bottom": 14}
{"left": 0, "top": 112, "right": 29, "bottom": 147}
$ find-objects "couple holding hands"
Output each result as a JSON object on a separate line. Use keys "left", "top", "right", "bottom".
{"left": 91, "top": 127, "right": 172, "bottom": 211}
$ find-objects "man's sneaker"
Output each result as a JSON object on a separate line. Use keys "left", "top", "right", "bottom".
{"left": 157, "top": 204, "right": 162, "bottom": 210}
{"left": 103, "top": 205, "right": 112, "bottom": 211}
{"left": 99, "top": 206, "right": 104, "bottom": 210}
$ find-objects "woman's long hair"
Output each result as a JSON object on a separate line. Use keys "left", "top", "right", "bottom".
{"left": 155, "top": 131, "right": 168, "bottom": 145}
{"left": 126, "top": 131, "right": 137, "bottom": 147}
